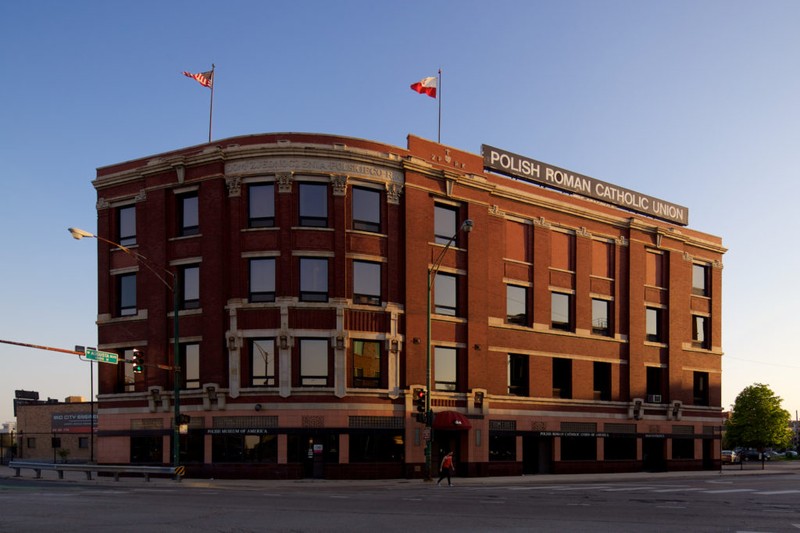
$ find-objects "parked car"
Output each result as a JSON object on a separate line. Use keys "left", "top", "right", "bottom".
{"left": 785, "top": 450, "right": 798, "bottom": 458}
{"left": 721, "top": 450, "right": 738, "bottom": 464}
{"left": 740, "top": 449, "right": 764, "bottom": 461}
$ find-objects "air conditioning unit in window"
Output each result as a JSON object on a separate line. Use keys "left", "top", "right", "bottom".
{"left": 647, "top": 394, "right": 662, "bottom": 403}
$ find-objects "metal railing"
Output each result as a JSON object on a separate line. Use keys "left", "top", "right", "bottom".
{"left": 9, "top": 460, "right": 183, "bottom": 482}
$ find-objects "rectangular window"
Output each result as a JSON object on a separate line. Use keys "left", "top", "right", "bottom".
{"left": 212, "top": 434, "right": 278, "bottom": 463}
{"left": 181, "top": 265, "right": 200, "bottom": 310}
{"left": 352, "top": 340, "right": 382, "bottom": 389}
{"left": 508, "top": 354, "right": 529, "bottom": 396}
{"left": 300, "top": 338, "right": 329, "bottom": 386}
{"left": 693, "top": 371, "right": 709, "bottom": 406}
{"left": 183, "top": 343, "right": 200, "bottom": 389}
{"left": 551, "top": 231, "right": 575, "bottom": 271}
{"left": 249, "top": 258, "right": 276, "bottom": 303}
{"left": 299, "top": 183, "right": 328, "bottom": 227}
{"left": 248, "top": 183, "right": 275, "bottom": 228}
{"left": 593, "top": 362, "right": 612, "bottom": 401}
{"left": 27, "top": 438, "right": 36, "bottom": 449}
{"left": 352, "top": 187, "right": 381, "bottom": 233}
{"left": 506, "top": 285, "right": 528, "bottom": 326}
{"left": 118, "top": 205, "right": 136, "bottom": 246}
{"left": 349, "top": 433, "right": 403, "bottom": 462}
{"left": 692, "top": 263, "right": 709, "bottom": 296}
{"left": 434, "top": 204, "right": 458, "bottom": 245}
{"left": 646, "top": 307, "right": 663, "bottom": 342}
{"left": 300, "top": 258, "right": 328, "bottom": 302}
{"left": 489, "top": 433, "right": 517, "bottom": 461}
{"left": 434, "top": 273, "right": 457, "bottom": 316}
{"left": 178, "top": 192, "right": 199, "bottom": 236}
{"left": 646, "top": 366, "right": 664, "bottom": 398}
{"left": 645, "top": 251, "right": 664, "bottom": 287}
{"left": 551, "top": 292, "right": 572, "bottom": 331}
{"left": 672, "top": 438, "right": 695, "bottom": 460}
{"left": 591, "top": 240, "right": 613, "bottom": 278}
{"left": 592, "top": 298, "right": 611, "bottom": 336}
{"left": 692, "top": 315, "right": 709, "bottom": 349}
{"left": 552, "top": 358, "right": 572, "bottom": 399}
{"left": 505, "top": 220, "right": 528, "bottom": 262}
{"left": 251, "top": 338, "right": 275, "bottom": 386}
{"left": 353, "top": 260, "right": 381, "bottom": 305}
{"left": 434, "top": 346, "right": 457, "bottom": 391}
{"left": 118, "top": 273, "right": 137, "bottom": 317}
{"left": 79, "top": 437, "right": 89, "bottom": 449}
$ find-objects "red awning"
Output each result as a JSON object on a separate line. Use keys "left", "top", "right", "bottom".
{"left": 432, "top": 411, "right": 472, "bottom": 430}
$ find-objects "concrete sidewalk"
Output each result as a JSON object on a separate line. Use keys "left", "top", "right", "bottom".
{"left": 2, "top": 461, "right": 797, "bottom": 490}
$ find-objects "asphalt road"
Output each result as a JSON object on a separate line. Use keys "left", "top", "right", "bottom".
{"left": 2, "top": 463, "right": 799, "bottom": 532}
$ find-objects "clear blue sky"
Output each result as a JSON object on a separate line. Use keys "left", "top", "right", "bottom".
{"left": 2, "top": 0, "right": 799, "bottom": 425}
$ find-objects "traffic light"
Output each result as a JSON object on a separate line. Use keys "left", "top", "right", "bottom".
{"left": 413, "top": 388, "right": 427, "bottom": 422}
{"left": 132, "top": 351, "right": 144, "bottom": 374}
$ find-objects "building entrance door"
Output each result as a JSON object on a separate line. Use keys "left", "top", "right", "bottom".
{"left": 643, "top": 437, "right": 666, "bottom": 472}
{"left": 523, "top": 434, "right": 553, "bottom": 474}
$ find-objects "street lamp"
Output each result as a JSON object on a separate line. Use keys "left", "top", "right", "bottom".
{"left": 68, "top": 227, "right": 183, "bottom": 468}
{"left": 425, "top": 218, "right": 473, "bottom": 480}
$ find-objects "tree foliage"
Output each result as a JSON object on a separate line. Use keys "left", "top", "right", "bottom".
{"left": 725, "top": 383, "right": 792, "bottom": 450}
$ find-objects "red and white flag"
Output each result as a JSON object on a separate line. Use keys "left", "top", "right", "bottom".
{"left": 183, "top": 70, "right": 214, "bottom": 89}
{"left": 410, "top": 76, "right": 437, "bottom": 98}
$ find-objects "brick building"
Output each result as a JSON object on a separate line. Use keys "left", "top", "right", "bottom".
{"left": 89, "top": 132, "right": 725, "bottom": 478}
{"left": 14, "top": 397, "right": 96, "bottom": 463}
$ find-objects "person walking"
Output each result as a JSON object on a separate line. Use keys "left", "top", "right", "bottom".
{"left": 437, "top": 451, "right": 454, "bottom": 486}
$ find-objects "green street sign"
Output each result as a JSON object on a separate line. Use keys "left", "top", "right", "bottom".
{"left": 84, "top": 347, "right": 119, "bottom": 365}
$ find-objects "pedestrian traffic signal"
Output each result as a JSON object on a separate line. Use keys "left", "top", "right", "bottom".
{"left": 132, "top": 351, "right": 144, "bottom": 374}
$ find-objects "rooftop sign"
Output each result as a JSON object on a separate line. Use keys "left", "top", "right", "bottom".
{"left": 482, "top": 145, "right": 689, "bottom": 226}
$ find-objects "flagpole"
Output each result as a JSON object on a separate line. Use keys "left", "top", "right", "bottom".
{"left": 437, "top": 68, "right": 442, "bottom": 143}
{"left": 208, "top": 64, "right": 215, "bottom": 143}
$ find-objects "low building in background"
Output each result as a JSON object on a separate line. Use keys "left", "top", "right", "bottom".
{"left": 14, "top": 396, "right": 96, "bottom": 463}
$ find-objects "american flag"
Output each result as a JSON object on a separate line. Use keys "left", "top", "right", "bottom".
{"left": 183, "top": 69, "right": 213, "bottom": 89}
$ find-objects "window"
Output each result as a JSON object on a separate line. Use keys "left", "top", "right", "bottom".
{"left": 551, "top": 292, "right": 572, "bottom": 331}
{"left": 604, "top": 436, "right": 636, "bottom": 460}
{"left": 506, "top": 285, "right": 528, "bottom": 326}
{"left": 434, "top": 273, "right": 458, "bottom": 316}
{"left": 131, "top": 435, "right": 162, "bottom": 463}
{"left": 178, "top": 192, "right": 199, "bottom": 236}
{"left": 489, "top": 433, "right": 517, "bottom": 461}
{"left": 692, "top": 263, "right": 709, "bottom": 296}
{"left": 79, "top": 437, "right": 89, "bottom": 449}
{"left": 508, "top": 354, "right": 529, "bottom": 396}
{"left": 645, "top": 251, "right": 665, "bottom": 287}
{"left": 552, "top": 358, "right": 572, "bottom": 399}
{"left": 118, "top": 205, "right": 136, "bottom": 246}
{"left": 353, "top": 261, "right": 381, "bottom": 305}
{"left": 646, "top": 307, "right": 663, "bottom": 342}
{"left": 593, "top": 362, "right": 612, "bottom": 401}
{"left": 561, "top": 435, "right": 596, "bottom": 461}
{"left": 693, "top": 371, "right": 709, "bottom": 406}
{"left": 251, "top": 338, "right": 275, "bottom": 386}
{"left": 299, "top": 183, "right": 328, "bottom": 227}
{"left": 122, "top": 348, "right": 136, "bottom": 392}
{"left": 692, "top": 315, "right": 709, "bottom": 349}
{"left": 300, "top": 258, "right": 328, "bottom": 302}
{"left": 505, "top": 220, "right": 529, "bottom": 262}
{"left": 353, "top": 340, "right": 382, "bottom": 388}
{"left": 434, "top": 204, "right": 458, "bottom": 244}
{"left": 646, "top": 367, "right": 664, "bottom": 398}
{"left": 212, "top": 434, "right": 278, "bottom": 463}
{"left": 591, "top": 240, "right": 613, "bottom": 278}
{"left": 248, "top": 183, "right": 275, "bottom": 228}
{"left": 27, "top": 437, "right": 36, "bottom": 449}
{"left": 551, "top": 231, "right": 575, "bottom": 271}
{"left": 352, "top": 187, "right": 381, "bottom": 232}
{"left": 181, "top": 265, "right": 200, "bottom": 310}
{"left": 349, "top": 433, "right": 404, "bottom": 462}
{"left": 118, "top": 273, "right": 137, "bottom": 317}
{"left": 592, "top": 298, "right": 611, "bottom": 336}
{"left": 434, "top": 346, "right": 457, "bottom": 391}
{"left": 300, "top": 339, "right": 329, "bottom": 386}
{"left": 249, "top": 258, "right": 276, "bottom": 303}
{"left": 183, "top": 343, "right": 200, "bottom": 389}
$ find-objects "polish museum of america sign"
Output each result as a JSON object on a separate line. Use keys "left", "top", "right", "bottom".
{"left": 482, "top": 145, "right": 689, "bottom": 226}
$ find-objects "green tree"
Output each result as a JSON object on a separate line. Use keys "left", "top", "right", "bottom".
{"left": 725, "top": 383, "right": 792, "bottom": 451}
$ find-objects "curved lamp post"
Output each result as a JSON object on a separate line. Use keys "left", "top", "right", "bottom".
{"left": 425, "top": 219, "right": 473, "bottom": 480}
{"left": 69, "top": 227, "right": 182, "bottom": 468}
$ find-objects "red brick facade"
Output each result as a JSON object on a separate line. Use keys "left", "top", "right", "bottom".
{"left": 91, "top": 132, "right": 725, "bottom": 478}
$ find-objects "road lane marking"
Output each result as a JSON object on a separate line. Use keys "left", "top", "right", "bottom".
{"left": 703, "top": 489, "right": 755, "bottom": 494}
{"left": 651, "top": 488, "right": 704, "bottom": 493}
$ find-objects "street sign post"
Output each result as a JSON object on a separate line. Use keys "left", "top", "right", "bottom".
{"left": 84, "top": 347, "right": 119, "bottom": 365}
